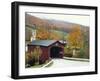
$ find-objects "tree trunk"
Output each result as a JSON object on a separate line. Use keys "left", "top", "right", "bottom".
{"left": 73, "top": 49, "right": 76, "bottom": 57}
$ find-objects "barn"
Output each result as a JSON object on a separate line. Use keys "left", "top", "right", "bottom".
{"left": 27, "top": 40, "right": 66, "bottom": 62}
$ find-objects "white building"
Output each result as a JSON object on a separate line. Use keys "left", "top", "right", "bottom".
{"left": 30, "top": 30, "right": 36, "bottom": 42}
{"left": 26, "top": 30, "right": 36, "bottom": 52}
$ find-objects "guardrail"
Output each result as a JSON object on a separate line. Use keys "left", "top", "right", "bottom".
{"left": 63, "top": 57, "right": 89, "bottom": 62}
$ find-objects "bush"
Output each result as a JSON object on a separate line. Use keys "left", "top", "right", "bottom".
{"left": 64, "top": 46, "right": 73, "bottom": 57}
{"left": 64, "top": 53, "right": 73, "bottom": 57}
{"left": 25, "top": 46, "right": 43, "bottom": 67}
{"left": 25, "top": 52, "right": 29, "bottom": 65}
{"left": 72, "top": 49, "right": 80, "bottom": 58}
{"left": 39, "top": 59, "right": 45, "bottom": 64}
{"left": 78, "top": 48, "right": 89, "bottom": 59}
{"left": 74, "top": 48, "right": 88, "bottom": 59}
{"left": 28, "top": 58, "right": 35, "bottom": 66}
{"left": 78, "top": 48, "right": 85, "bottom": 58}
{"left": 25, "top": 52, "right": 36, "bottom": 67}
{"left": 31, "top": 46, "right": 42, "bottom": 64}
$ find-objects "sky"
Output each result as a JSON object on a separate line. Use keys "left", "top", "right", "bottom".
{"left": 27, "top": 12, "right": 90, "bottom": 26}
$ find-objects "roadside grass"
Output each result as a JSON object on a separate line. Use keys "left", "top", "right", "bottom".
{"left": 30, "top": 60, "right": 53, "bottom": 68}
{"left": 63, "top": 57, "right": 89, "bottom": 62}
{"left": 30, "top": 63, "right": 46, "bottom": 68}
{"left": 45, "top": 61, "right": 54, "bottom": 68}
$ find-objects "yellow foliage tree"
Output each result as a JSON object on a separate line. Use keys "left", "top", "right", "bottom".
{"left": 36, "top": 26, "right": 50, "bottom": 40}
{"left": 67, "top": 25, "right": 83, "bottom": 55}
{"left": 50, "top": 31, "right": 60, "bottom": 40}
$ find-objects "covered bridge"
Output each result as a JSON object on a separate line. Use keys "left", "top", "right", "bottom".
{"left": 27, "top": 40, "right": 66, "bottom": 62}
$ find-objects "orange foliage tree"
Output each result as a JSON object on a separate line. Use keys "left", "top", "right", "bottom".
{"left": 36, "top": 26, "right": 50, "bottom": 40}
{"left": 36, "top": 26, "right": 61, "bottom": 40}
{"left": 67, "top": 25, "right": 83, "bottom": 55}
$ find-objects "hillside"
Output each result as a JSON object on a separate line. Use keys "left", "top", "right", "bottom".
{"left": 25, "top": 13, "right": 89, "bottom": 41}
{"left": 25, "top": 13, "right": 89, "bottom": 33}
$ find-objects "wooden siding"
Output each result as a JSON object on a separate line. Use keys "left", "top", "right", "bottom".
{"left": 27, "top": 41, "right": 64, "bottom": 61}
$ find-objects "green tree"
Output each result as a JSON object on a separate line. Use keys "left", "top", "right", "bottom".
{"left": 81, "top": 28, "right": 89, "bottom": 58}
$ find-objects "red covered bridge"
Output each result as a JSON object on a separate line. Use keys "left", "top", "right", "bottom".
{"left": 27, "top": 40, "right": 66, "bottom": 62}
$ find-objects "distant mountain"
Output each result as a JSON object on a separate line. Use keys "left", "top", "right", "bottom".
{"left": 25, "top": 14, "right": 50, "bottom": 29}
{"left": 25, "top": 14, "right": 89, "bottom": 33}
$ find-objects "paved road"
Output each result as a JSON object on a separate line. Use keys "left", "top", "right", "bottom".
{"left": 49, "top": 59, "right": 89, "bottom": 68}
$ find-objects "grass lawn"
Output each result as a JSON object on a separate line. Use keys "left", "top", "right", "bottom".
{"left": 30, "top": 63, "right": 47, "bottom": 68}
{"left": 29, "top": 60, "right": 53, "bottom": 68}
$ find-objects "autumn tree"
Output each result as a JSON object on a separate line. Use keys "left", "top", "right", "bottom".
{"left": 67, "top": 25, "right": 83, "bottom": 56}
{"left": 50, "top": 31, "right": 60, "bottom": 40}
{"left": 36, "top": 26, "right": 50, "bottom": 40}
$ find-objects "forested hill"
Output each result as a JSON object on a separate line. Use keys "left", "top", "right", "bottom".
{"left": 25, "top": 14, "right": 89, "bottom": 33}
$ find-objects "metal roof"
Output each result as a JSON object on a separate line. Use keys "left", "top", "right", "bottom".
{"left": 28, "top": 40, "right": 57, "bottom": 46}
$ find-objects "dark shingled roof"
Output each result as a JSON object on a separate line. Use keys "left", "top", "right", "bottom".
{"left": 28, "top": 40, "right": 57, "bottom": 46}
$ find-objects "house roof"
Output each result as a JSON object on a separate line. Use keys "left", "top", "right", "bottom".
{"left": 28, "top": 40, "right": 58, "bottom": 46}
{"left": 59, "top": 40, "right": 67, "bottom": 44}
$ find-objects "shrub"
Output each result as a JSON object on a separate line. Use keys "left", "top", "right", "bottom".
{"left": 25, "top": 46, "right": 43, "bottom": 67}
{"left": 72, "top": 48, "right": 85, "bottom": 58}
{"left": 39, "top": 59, "right": 45, "bottom": 64}
{"left": 28, "top": 58, "right": 35, "bottom": 66}
{"left": 77, "top": 48, "right": 89, "bottom": 59}
{"left": 31, "top": 46, "right": 42, "bottom": 64}
{"left": 78, "top": 48, "right": 85, "bottom": 58}
{"left": 25, "top": 52, "right": 35, "bottom": 67}
{"left": 64, "top": 45, "right": 73, "bottom": 57}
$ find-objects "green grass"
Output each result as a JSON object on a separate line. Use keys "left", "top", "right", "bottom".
{"left": 30, "top": 63, "right": 46, "bottom": 68}
{"left": 45, "top": 61, "right": 53, "bottom": 67}
{"left": 30, "top": 60, "right": 52, "bottom": 68}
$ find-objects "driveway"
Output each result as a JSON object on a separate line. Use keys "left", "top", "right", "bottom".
{"left": 49, "top": 58, "right": 89, "bottom": 68}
